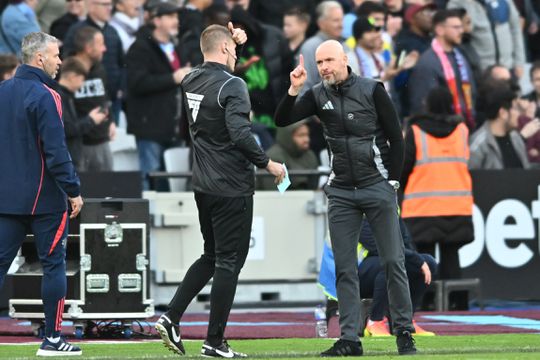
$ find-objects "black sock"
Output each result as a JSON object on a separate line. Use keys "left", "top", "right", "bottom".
{"left": 166, "top": 309, "right": 181, "bottom": 324}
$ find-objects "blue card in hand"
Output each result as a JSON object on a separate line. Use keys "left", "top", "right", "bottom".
{"left": 277, "top": 163, "right": 291, "bottom": 194}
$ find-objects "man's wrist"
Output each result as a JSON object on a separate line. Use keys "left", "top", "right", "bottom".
{"left": 288, "top": 87, "right": 299, "bottom": 96}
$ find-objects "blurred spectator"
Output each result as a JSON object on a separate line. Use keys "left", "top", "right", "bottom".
{"left": 350, "top": 16, "right": 417, "bottom": 87}
{"left": 384, "top": 0, "right": 406, "bottom": 18}
{"left": 447, "top": 0, "right": 526, "bottom": 77}
{"left": 63, "top": 0, "right": 125, "bottom": 123}
{"left": 516, "top": 62, "right": 540, "bottom": 164}
{"left": 523, "top": 61, "right": 540, "bottom": 116}
{"left": 202, "top": 3, "right": 230, "bottom": 27}
{"left": 395, "top": 3, "right": 436, "bottom": 56}
{"left": 456, "top": 7, "right": 481, "bottom": 84}
{"left": 484, "top": 63, "right": 512, "bottom": 81}
{"left": 248, "top": 0, "right": 315, "bottom": 29}
{"left": 527, "top": 0, "right": 540, "bottom": 60}
{"left": 71, "top": 26, "right": 115, "bottom": 171}
{"left": 299, "top": 1, "right": 344, "bottom": 93}
{"left": 342, "top": 0, "right": 366, "bottom": 39}
{"left": 409, "top": 9, "right": 476, "bottom": 130}
{"left": 58, "top": 57, "right": 107, "bottom": 170}
{"left": 259, "top": 121, "right": 318, "bottom": 190}
{"left": 126, "top": 1, "right": 190, "bottom": 190}
{"left": 401, "top": 87, "right": 473, "bottom": 310}
{"left": 283, "top": 6, "right": 310, "bottom": 62}
{"left": 382, "top": 0, "right": 405, "bottom": 37}
{"left": 469, "top": 81, "right": 530, "bottom": 169}
{"left": 0, "top": 0, "right": 41, "bottom": 57}
{"left": 178, "top": 0, "right": 212, "bottom": 67}
{"left": 394, "top": 3, "right": 435, "bottom": 117}
{"left": 517, "top": 101, "right": 540, "bottom": 164}
{"left": 230, "top": 6, "right": 289, "bottom": 133}
{"left": 0, "top": 53, "right": 17, "bottom": 79}
{"left": 474, "top": 64, "right": 513, "bottom": 128}
{"left": 513, "top": 0, "right": 539, "bottom": 61}
{"left": 224, "top": 0, "right": 248, "bottom": 11}
{"left": 50, "top": 0, "right": 86, "bottom": 43}
{"left": 345, "top": 1, "right": 393, "bottom": 63}
{"left": 35, "top": 0, "right": 64, "bottom": 32}
{"left": 110, "top": 0, "right": 142, "bottom": 53}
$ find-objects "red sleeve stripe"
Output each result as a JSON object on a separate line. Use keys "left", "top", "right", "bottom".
{"left": 42, "top": 84, "right": 63, "bottom": 125}
{"left": 31, "top": 136, "right": 45, "bottom": 215}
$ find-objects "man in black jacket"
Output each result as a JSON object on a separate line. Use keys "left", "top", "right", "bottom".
{"left": 71, "top": 26, "right": 114, "bottom": 171}
{"left": 58, "top": 57, "right": 107, "bottom": 171}
{"left": 155, "top": 24, "right": 285, "bottom": 358}
{"left": 126, "top": 1, "right": 192, "bottom": 190}
{"left": 274, "top": 40, "right": 416, "bottom": 356}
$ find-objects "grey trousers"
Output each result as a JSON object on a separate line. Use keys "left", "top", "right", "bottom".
{"left": 325, "top": 181, "right": 414, "bottom": 341}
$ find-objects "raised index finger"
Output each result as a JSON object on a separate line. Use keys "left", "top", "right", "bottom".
{"left": 299, "top": 54, "right": 304, "bottom": 68}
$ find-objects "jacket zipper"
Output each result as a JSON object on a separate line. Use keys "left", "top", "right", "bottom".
{"left": 339, "top": 88, "right": 355, "bottom": 186}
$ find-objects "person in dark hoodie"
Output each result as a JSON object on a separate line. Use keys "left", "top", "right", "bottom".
{"left": 400, "top": 86, "right": 474, "bottom": 310}
{"left": 259, "top": 120, "right": 318, "bottom": 190}
{"left": 229, "top": 5, "right": 290, "bottom": 132}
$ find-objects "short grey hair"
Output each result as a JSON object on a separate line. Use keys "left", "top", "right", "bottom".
{"left": 316, "top": 1, "right": 343, "bottom": 22}
{"left": 21, "top": 32, "right": 59, "bottom": 64}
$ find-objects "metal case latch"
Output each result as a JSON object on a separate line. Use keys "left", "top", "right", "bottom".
{"left": 118, "top": 274, "right": 142, "bottom": 293}
{"left": 80, "top": 255, "right": 92, "bottom": 271}
{"left": 86, "top": 274, "right": 110, "bottom": 293}
{"left": 136, "top": 254, "right": 149, "bottom": 271}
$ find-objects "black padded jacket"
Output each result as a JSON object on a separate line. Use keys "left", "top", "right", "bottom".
{"left": 181, "top": 62, "right": 270, "bottom": 197}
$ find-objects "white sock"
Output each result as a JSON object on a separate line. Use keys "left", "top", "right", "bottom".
{"left": 47, "top": 336, "right": 60, "bottom": 343}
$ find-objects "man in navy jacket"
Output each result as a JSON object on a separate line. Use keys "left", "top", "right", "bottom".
{"left": 0, "top": 32, "right": 83, "bottom": 357}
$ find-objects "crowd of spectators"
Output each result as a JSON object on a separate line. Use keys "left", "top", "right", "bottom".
{"left": 1, "top": 0, "right": 540, "bottom": 182}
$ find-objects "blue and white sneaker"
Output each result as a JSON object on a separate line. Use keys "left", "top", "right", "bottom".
{"left": 155, "top": 314, "right": 185, "bottom": 355}
{"left": 36, "top": 337, "right": 82, "bottom": 356}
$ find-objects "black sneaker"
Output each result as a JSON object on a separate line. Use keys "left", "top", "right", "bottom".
{"left": 155, "top": 314, "right": 185, "bottom": 355}
{"left": 396, "top": 330, "right": 417, "bottom": 355}
{"left": 320, "top": 339, "right": 363, "bottom": 357}
{"left": 36, "top": 337, "right": 82, "bottom": 356}
{"left": 201, "top": 340, "right": 248, "bottom": 358}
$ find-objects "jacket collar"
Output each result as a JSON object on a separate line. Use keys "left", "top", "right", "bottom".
{"left": 14, "top": 64, "right": 57, "bottom": 88}
{"left": 325, "top": 66, "right": 356, "bottom": 92}
{"left": 202, "top": 61, "right": 231, "bottom": 73}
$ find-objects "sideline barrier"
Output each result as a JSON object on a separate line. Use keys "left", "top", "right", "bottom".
{"left": 146, "top": 169, "right": 540, "bottom": 304}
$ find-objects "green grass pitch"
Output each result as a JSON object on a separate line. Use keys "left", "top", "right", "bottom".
{"left": 1, "top": 334, "right": 540, "bottom": 359}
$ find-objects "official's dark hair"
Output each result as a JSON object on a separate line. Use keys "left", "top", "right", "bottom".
{"left": 60, "top": 57, "right": 87, "bottom": 78}
{"left": 426, "top": 87, "right": 454, "bottom": 116}
{"left": 284, "top": 6, "right": 311, "bottom": 24}
{"left": 72, "top": 26, "right": 101, "bottom": 55}
{"left": 530, "top": 60, "right": 540, "bottom": 80}
{"left": 355, "top": 1, "right": 385, "bottom": 17}
{"left": 200, "top": 24, "right": 232, "bottom": 54}
{"left": 483, "top": 81, "right": 517, "bottom": 121}
{"left": 432, "top": 9, "right": 462, "bottom": 28}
